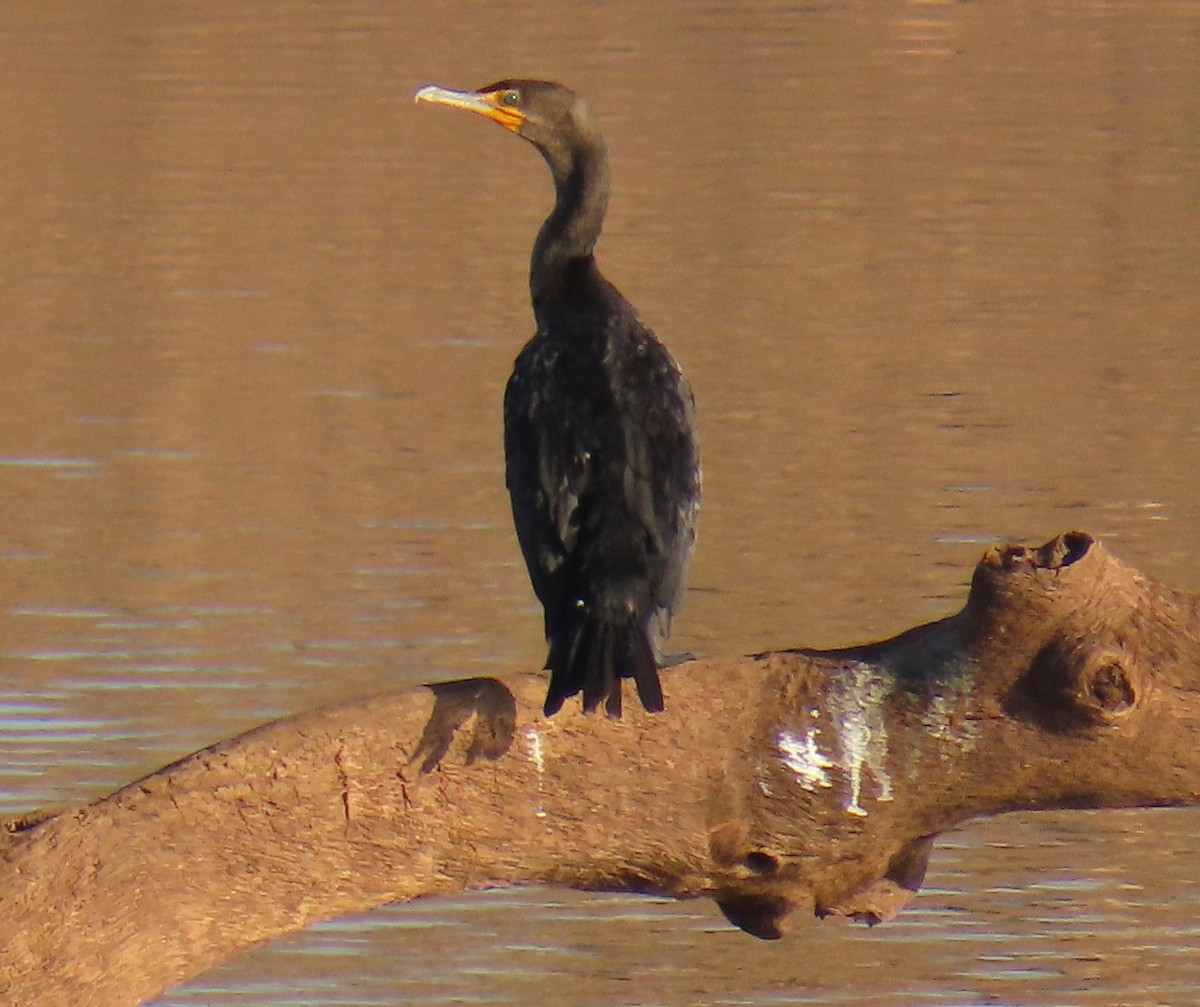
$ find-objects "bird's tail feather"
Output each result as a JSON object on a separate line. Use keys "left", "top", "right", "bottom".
{"left": 543, "top": 615, "right": 664, "bottom": 718}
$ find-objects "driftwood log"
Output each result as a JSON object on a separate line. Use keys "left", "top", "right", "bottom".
{"left": 3, "top": 531, "right": 1200, "bottom": 1006}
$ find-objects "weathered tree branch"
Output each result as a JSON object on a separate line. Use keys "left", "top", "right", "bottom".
{"left": 3, "top": 531, "right": 1200, "bottom": 1006}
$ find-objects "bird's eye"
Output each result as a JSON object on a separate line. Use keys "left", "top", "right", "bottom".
{"left": 502, "top": 89, "right": 521, "bottom": 106}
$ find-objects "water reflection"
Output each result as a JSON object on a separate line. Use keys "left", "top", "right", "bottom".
{"left": 149, "top": 812, "right": 1200, "bottom": 1006}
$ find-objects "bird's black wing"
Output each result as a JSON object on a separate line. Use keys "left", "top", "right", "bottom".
{"left": 503, "top": 335, "right": 591, "bottom": 634}
{"left": 608, "top": 327, "right": 701, "bottom": 640}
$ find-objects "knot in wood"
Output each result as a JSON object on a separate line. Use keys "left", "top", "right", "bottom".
{"left": 743, "top": 851, "right": 780, "bottom": 877}
{"left": 990, "top": 530, "right": 1094, "bottom": 575}
{"left": 1007, "top": 637, "right": 1142, "bottom": 732}
{"left": 1076, "top": 648, "right": 1139, "bottom": 722}
{"left": 968, "top": 531, "right": 1099, "bottom": 631}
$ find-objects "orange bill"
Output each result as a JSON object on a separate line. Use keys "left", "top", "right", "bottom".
{"left": 414, "top": 85, "right": 525, "bottom": 133}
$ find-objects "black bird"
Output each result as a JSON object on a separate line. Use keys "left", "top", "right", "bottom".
{"left": 415, "top": 80, "right": 700, "bottom": 718}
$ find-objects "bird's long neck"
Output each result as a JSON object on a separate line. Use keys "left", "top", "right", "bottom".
{"left": 530, "top": 136, "right": 611, "bottom": 320}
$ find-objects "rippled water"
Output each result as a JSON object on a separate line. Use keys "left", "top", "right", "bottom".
{"left": 2, "top": 0, "right": 1199, "bottom": 1004}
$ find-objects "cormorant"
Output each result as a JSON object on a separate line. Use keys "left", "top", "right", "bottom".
{"left": 415, "top": 79, "right": 701, "bottom": 718}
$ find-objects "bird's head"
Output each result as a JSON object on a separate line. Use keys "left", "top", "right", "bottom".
{"left": 415, "top": 79, "right": 598, "bottom": 164}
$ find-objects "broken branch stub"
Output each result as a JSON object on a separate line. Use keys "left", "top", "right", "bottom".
{"left": 3, "top": 531, "right": 1200, "bottom": 1007}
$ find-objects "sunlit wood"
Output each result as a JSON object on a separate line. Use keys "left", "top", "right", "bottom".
{"left": 4, "top": 531, "right": 1200, "bottom": 1007}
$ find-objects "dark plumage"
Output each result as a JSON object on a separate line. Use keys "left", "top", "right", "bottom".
{"left": 416, "top": 79, "right": 700, "bottom": 718}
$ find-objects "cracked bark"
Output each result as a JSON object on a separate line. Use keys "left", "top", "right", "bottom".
{"left": 3, "top": 531, "right": 1200, "bottom": 1006}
